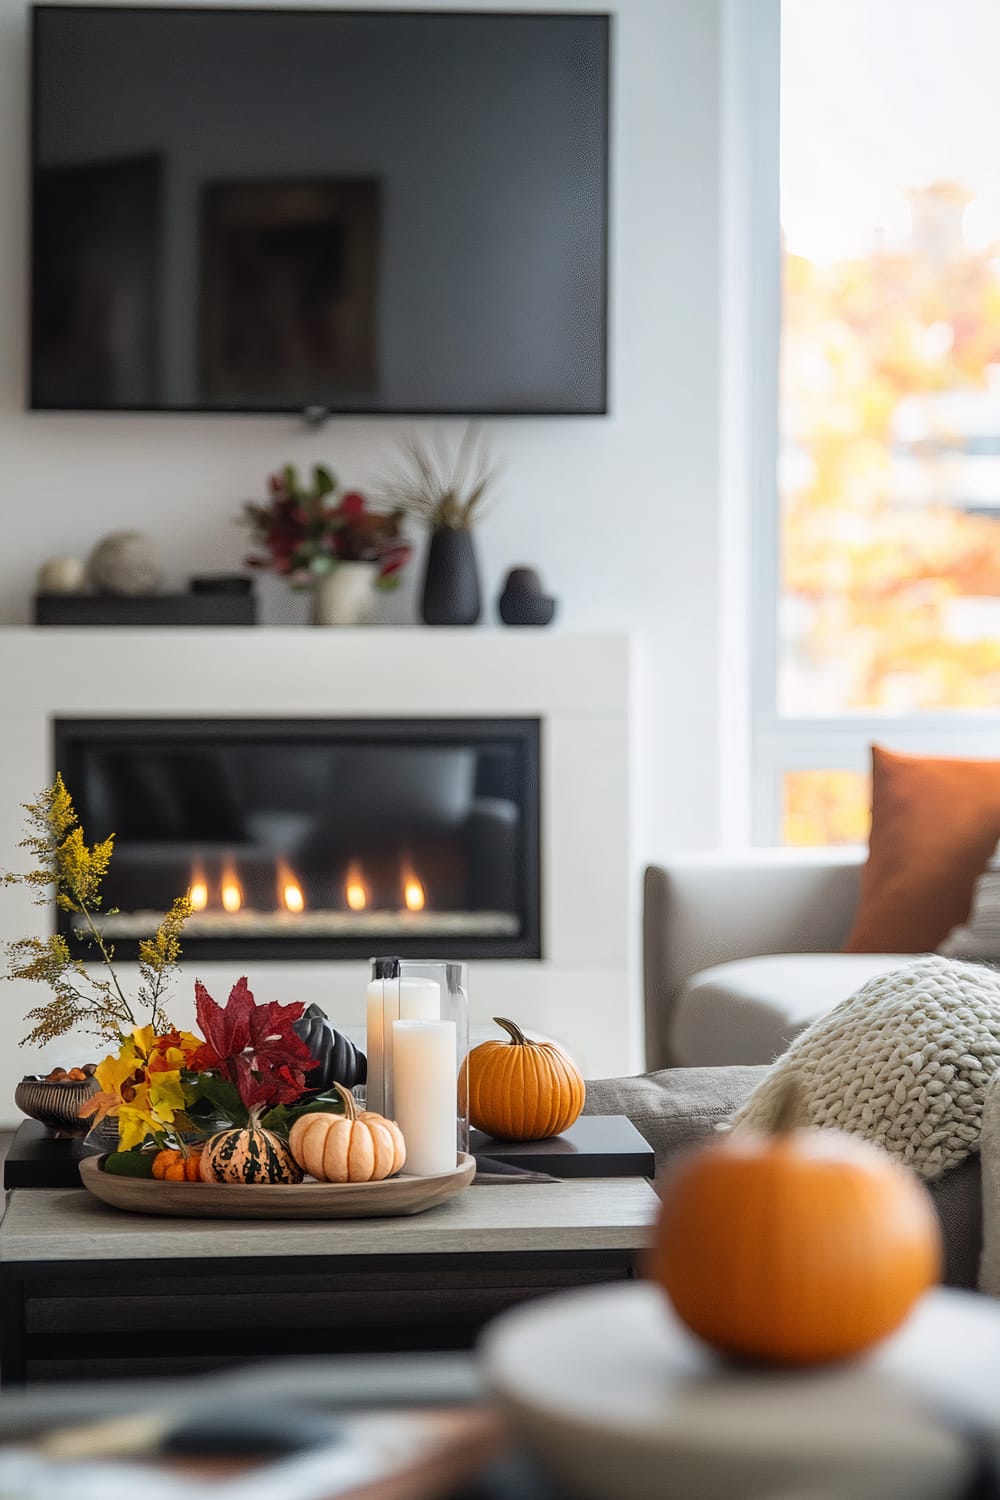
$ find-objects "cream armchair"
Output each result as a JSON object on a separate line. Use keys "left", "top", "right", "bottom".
{"left": 642, "top": 847, "right": 913, "bottom": 1069}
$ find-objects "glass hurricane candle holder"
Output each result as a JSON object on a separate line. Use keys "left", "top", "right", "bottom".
{"left": 367, "top": 958, "right": 470, "bottom": 1172}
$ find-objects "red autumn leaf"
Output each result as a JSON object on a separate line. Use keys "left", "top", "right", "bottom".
{"left": 190, "top": 976, "right": 254, "bottom": 1075}
{"left": 233, "top": 1055, "right": 306, "bottom": 1110}
{"left": 189, "top": 977, "right": 318, "bottom": 1112}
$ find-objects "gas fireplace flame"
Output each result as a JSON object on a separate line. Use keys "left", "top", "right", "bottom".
{"left": 277, "top": 860, "right": 305, "bottom": 914}
{"left": 345, "top": 863, "right": 368, "bottom": 912}
{"left": 403, "top": 868, "right": 425, "bottom": 913}
{"left": 188, "top": 867, "right": 208, "bottom": 913}
{"left": 221, "top": 864, "right": 243, "bottom": 914}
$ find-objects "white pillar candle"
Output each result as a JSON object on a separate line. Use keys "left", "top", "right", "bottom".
{"left": 398, "top": 977, "right": 441, "bottom": 1022}
{"left": 367, "top": 977, "right": 439, "bottom": 1116}
{"left": 392, "top": 1019, "right": 457, "bottom": 1177}
{"left": 365, "top": 978, "right": 399, "bottom": 1116}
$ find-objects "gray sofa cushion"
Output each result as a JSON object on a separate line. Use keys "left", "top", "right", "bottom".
{"left": 584, "top": 1066, "right": 981, "bottom": 1290}
{"left": 932, "top": 1157, "right": 982, "bottom": 1291}
{"left": 583, "top": 1066, "right": 766, "bottom": 1172}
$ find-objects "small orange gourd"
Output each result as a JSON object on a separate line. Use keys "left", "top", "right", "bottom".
{"left": 288, "top": 1082, "right": 406, "bottom": 1183}
{"left": 151, "top": 1146, "right": 203, "bottom": 1182}
{"left": 649, "top": 1078, "right": 942, "bottom": 1365}
{"left": 462, "top": 1017, "right": 585, "bottom": 1141}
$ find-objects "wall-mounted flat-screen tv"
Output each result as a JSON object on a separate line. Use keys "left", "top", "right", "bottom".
{"left": 30, "top": 6, "right": 610, "bottom": 416}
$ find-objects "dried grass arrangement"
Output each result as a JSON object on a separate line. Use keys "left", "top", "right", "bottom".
{"left": 379, "top": 426, "right": 497, "bottom": 532}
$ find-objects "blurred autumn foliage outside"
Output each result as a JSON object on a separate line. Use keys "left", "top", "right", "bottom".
{"left": 781, "top": 183, "right": 1000, "bottom": 843}
{"left": 782, "top": 770, "right": 871, "bottom": 847}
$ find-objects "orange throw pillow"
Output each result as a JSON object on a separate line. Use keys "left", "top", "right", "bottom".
{"left": 844, "top": 745, "right": 1000, "bottom": 953}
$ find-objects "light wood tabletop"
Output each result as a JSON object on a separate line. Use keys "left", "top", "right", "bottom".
{"left": 0, "top": 1177, "right": 659, "bottom": 1263}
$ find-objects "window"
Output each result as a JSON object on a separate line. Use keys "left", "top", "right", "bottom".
{"left": 758, "top": 0, "right": 1000, "bottom": 843}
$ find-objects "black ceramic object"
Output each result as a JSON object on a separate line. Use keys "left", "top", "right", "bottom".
{"left": 504, "top": 567, "right": 543, "bottom": 596}
{"left": 293, "top": 1003, "right": 367, "bottom": 1092}
{"left": 421, "top": 529, "right": 481, "bottom": 626}
{"left": 499, "top": 565, "right": 558, "bottom": 627}
{"left": 189, "top": 574, "right": 254, "bottom": 596}
{"left": 502, "top": 595, "right": 557, "bottom": 626}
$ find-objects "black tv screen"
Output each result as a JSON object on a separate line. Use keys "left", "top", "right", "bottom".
{"left": 30, "top": 6, "right": 609, "bottom": 415}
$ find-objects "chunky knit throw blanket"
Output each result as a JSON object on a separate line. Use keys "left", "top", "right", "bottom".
{"left": 731, "top": 955, "right": 1000, "bottom": 1181}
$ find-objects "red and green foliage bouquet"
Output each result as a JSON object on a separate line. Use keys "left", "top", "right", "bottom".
{"left": 184, "top": 977, "right": 342, "bottom": 1137}
{"left": 243, "top": 463, "right": 411, "bottom": 588}
{"left": 83, "top": 978, "right": 347, "bottom": 1157}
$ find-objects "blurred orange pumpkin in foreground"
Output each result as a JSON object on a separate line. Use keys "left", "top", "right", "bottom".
{"left": 648, "top": 1081, "right": 942, "bottom": 1365}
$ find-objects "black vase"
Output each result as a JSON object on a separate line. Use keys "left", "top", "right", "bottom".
{"left": 421, "top": 528, "right": 481, "bottom": 626}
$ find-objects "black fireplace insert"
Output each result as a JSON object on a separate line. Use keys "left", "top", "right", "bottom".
{"left": 53, "top": 718, "right": 541, "bottom": 961}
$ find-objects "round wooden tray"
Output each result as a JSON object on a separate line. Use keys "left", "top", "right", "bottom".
{"left": 79, "top": 1152, "right": 477, "bottom": 1220}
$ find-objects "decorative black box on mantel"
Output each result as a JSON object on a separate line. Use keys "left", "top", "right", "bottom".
{"left": 34, "top": 592, "right": 256, "bottom": 626}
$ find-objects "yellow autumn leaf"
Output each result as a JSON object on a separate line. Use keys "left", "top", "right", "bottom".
{"left": 92, "top": 1050, "right": 142, "bottom": 1099}
{"left": 146, "top": 1070, "right": 187, "bottom": 1120}
{"left": 117, "top": 1105, "right": 164, "bottom": 1152}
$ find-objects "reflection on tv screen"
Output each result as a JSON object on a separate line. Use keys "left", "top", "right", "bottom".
{"left": 31, "top": 8, "right": 609, "bottom": 415}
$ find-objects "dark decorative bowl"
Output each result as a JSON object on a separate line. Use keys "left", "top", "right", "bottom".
{"left": 14, "top": 1067, "right": 100, "bottom": 1135}
{"left": 499, "top": 592, "right": 557, "bottom": 627}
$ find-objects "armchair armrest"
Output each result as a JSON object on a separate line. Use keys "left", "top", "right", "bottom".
{"left": 643, "top": 848, "right": 865, "bottom": 1070}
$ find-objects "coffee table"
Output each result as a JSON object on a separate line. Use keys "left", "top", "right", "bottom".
{"left": 0, "top": 1177, "right": 658, "bottom": 1385}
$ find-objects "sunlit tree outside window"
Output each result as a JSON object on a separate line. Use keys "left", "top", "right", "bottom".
{"left": 782, "top": 770, "right": 870, "bottom": 847}
{"left": 779, "top": 0, "right": 1000, "bottom": 842}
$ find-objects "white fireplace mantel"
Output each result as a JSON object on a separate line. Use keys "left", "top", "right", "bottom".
{"left": 0, "top": 628, "right": 635, "bottom": 1120}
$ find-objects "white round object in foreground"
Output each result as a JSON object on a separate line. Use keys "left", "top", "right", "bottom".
{"left": 480, "top": 1282, "right": 996, "bottom": 1500}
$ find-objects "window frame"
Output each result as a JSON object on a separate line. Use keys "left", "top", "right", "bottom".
{"left": 742, "top": 0, "right": 1000, "bottom": 845}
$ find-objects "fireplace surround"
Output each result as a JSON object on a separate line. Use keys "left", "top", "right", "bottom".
{"left": 0, "top": 628, "right": 632, "bottom": 1114}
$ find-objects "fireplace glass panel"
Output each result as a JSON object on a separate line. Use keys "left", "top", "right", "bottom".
{"left": 54, "top": 719, "right": 541, "bottom": 960}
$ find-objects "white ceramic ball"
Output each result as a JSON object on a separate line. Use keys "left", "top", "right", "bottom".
{"left": 36, "top": 556, "right": 86, "bottom": 594}
{"left": 86, "top": 531, "right": 163, "bottom": 596}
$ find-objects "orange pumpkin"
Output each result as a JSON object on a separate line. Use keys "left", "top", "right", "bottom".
{"left": 462, "top": 1017, "right": 585, "bottom": 1141}
{"left": 288, "top": 1082, "right": 406, "bottom": 1183}
{"left": 649, "top": 1080, "right": 942, "bottom": 1365}
{"left": 151, "top": 1146, "right": 203, "bottom": 1182}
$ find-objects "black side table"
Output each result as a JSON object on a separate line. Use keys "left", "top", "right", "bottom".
{"left": 471, "top": 1115, "right": 654, "bottom": 1179}
{"left": 3, "top": 1120, "right": 98, "bottom": 1189}
{"left": 6, "top": 1115, "right": 656, "bottom": 1191}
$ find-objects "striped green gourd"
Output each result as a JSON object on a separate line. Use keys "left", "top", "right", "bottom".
{"left": 199, "top": 1119, "right": 302, "bottom": 1185}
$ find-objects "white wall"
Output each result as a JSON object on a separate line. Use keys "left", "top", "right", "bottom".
{"left": 0, "top": 0, "right": 727, "bottom": 866}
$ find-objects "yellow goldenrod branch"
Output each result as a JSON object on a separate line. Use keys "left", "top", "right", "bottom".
{"left": 74, "top": 900, "right": 135, "bottom": 1028}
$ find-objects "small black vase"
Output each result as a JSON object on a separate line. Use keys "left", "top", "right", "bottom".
{"left": 421, "top": 528, "right": 481, "bottom": 626}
